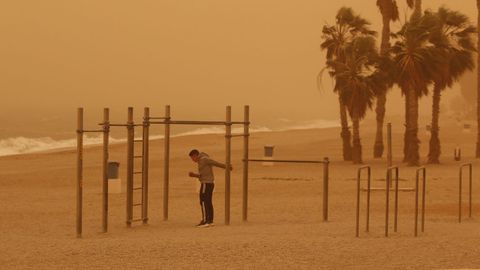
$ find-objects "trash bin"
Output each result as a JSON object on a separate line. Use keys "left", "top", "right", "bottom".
{"left": 108, "top": 161, "right": 121, "bottom": 193}
{"left": 263, "top": 145, "right": 275, "bottom": 166}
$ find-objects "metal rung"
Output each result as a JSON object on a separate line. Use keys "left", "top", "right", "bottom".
{"left": 133, "top": 187, "right": 143, "bottom": 190}
{"left": 134, "top": 171, "right": 143, "bottom": 174}
{"left": 131, "top": 218, "right": 143, "bottom": 222}
{"left": 133, "top": 203, "right": 143, "bottom": 206}
{"left": 134, "top": 139, "right": 143, "bottom": 142}
{"left": 134, "top": 155, "right": 143, "bottom": 158}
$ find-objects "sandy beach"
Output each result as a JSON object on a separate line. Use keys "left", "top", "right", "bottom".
{"left": 1, "top": 121, "right": 480, "bottom": 269}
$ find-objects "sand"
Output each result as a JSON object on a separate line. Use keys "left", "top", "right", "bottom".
{"left": 1, "top": 122, "right": 480, "bottom": 269}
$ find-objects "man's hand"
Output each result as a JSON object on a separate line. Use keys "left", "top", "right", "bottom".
{"left": 229, "top": 165, "right": 233, "bottom": 171}
{"left": 189, "top": 172, "right": 198, "bottom": 178}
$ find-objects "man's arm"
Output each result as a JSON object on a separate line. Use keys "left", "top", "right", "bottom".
{"left": 206, "top": 158, "right": 233, "bottom": 170}
{"left": 189, "top": 172, "right": 200, "bottom": 178}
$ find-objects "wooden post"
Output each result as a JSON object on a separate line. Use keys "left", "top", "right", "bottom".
{"left": 126, "top": 107, "right": 134, "bottom": 227}
{"left": 163, "top": 105, "right": 170, "bottom": 221}
{"left": 242, "top": 105, "right": 249, "bottom": 222}
{"left": 225, "top": 106, "right": 232, "bottom": 225}
{"left": 387, "top": 123, "right": 392, "bottom": 168}
{"left": 102, "top": 108, "right": 109, "bottom": 233}
{"left": 76, "top": 108, "right": 84, "bottom": 238}
{"left": 323, "top": 157, "right": 329, "bottom": 222}
{"left": 142, "top": 107, "right": 150, "bottom": 224}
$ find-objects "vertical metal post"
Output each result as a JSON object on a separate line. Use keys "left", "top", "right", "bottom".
{"left": 394, "top": 168, "right": 399, "bottom": 232}
{"left": 76, "top": 108, "right": 84, "bottom": 238}
{"left": 355, "top": 169, "right": 361, "bottom": 237}
{"left": 323, "top": 157, "right": 329, "bottom": 222}
{"left": 459, "top": 167, "right": 463, "bottom": 223}
{"left": 102, "top": 108, "right": 109, "bottom": 233}
{"left": 242, "top": 105, "right": 249, "bottom": 222}
{"left": 366, "top": 168, "right": 371, "bottom": 232}
{"left": 126, "top": 107, "right": 134, "bottom": 227}
{"left": 163, "top": 105, "right": 170, "bottom": 221}
{"left": 414, "top": 172, "right": 419, "bottom": 237}
{"left": 225, "top": 106, "right": 232, "bottom": 225}
{"left": 387, "top": 123, "right": 392, "bottom": 168}
{"left": 469, "top": 164, "right": 472, "bottom": 218}
{"left": 142, "top": 107, "right": 150, "bottom": 224}
{"left": 421, "top": 168, "right": 426, "bottom": 232}
{"left": 385, "top": 169, "right": 390, "bottom": 237}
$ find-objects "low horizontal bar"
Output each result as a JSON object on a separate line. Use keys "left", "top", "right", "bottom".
{"left": 133, "top": 139, "right": 143, "bottom": 142}
{"left": 245, "top": 159, "right": 327, "bottom": 164}
{"left": 133, "top": 203, "right": 142, "bottom": 206}
{"left": 82, "top": 129, "right": 104, "bottom": 133}
{"left": 133, "top": 187, "right": 143, "bottom": 190}
{"left": 230, "top": 134, "right": 249, "bottom": 138}
{"left": 134, "top": 156, "right": 143, "bottom": 158}
{"left": 361, "top": 187, "right": 415, "bottom": 192}
{"left": 106, "top": 124, "right": 144, "bottom": 127}
{"left": 134, "top": 171, "right": 143, "bottom": 174}
{"left": 131, "top": 218, "right": 143, "bottom": 222}
{"left": 149, "top": 120, "right": 249, "bottom": 126}
{"left": 147, "top": 117, "right": 168, "bottom": 120}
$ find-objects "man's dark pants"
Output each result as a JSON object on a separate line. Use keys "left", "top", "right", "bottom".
{"left": 199, "top": 183, "right": 215, "bottom": 223}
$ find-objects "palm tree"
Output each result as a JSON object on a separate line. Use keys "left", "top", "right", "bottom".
{"left": 427, "top": 8, "right": 476, "bottom": 163}
{"left": 477, "top": 0, "right": 480, "bottom": 158}
{"left": 321, "top": 7, "right": 376, "bottom": 161}
{"left": 327, "top": 36, "right": 384, "bottom": 164}
{"left": 373, "top": 0, "right": 414, "bottom": 159}
{"left": 391, "top": 14, "right": 442, "bottom": 166}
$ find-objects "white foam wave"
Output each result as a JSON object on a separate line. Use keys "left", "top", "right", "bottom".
{"left": 0, "top": 119, "right": 336, "bottom": 157}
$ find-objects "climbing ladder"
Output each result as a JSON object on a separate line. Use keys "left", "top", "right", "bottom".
{"left": 126, "top": 107, "right": 150, "bottom": 226}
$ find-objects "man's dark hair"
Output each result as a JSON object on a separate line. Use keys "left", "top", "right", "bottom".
{"left": 189, "top": 149, "right": 199, "bottom": 157}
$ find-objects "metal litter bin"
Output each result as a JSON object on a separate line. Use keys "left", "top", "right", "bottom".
{"left": 107, "top": 161, "right": 121, "bottom": 193}
{"left": 263, "top": 145, "right": 274, "bottom": 166}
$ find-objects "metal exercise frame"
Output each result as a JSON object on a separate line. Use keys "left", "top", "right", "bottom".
{"left": 459, "top": 163, "right": 473, "bottom": 223}
{"left": 414, "top": 167, "right": 426, "bottom": 237}
{"left": 356, "top": 166, "right": 371, "bottom": 237}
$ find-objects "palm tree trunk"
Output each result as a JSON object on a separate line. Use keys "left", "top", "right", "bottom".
{"left": 352, "top": 115, "right": 362, "bottom": 164}
{"left": 403, "top": 91, "right": 410, "bottom": 162}
{"left": 406, "top": 87, "right": 420, "bottom": 166}
{"left": 476, "top": 0, "right": 480, "bottom": 158}
{"left": 374, "top": 6, "right": 391, "bottom": 158}
{"left": 428, "top": 83, "right": 441, "bottom": 163}
{"left": 339, "top": 96, "right": 353, "bottom": 161}
{"left": 413, "top": 0, "right": 422, "bottom": 17}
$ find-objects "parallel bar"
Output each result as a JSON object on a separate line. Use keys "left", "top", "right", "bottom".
{"left": 394, "top": 168, "right": 399, "bottom": 232}
{"left": 102, "top": 108, "right": 109, "bottom": 233}
{"left": 246, "top": 159, "right": 326, "bottom": 164}
{"left": 142, "top": 107, "right": 150, "bottom": 224}
{"left": 387, "top": 123, "right": 392, "bottom": 168}
{"left": 421, "top": 168, "right": 426, "bottom": 232}
{"left": 242, "top": 105, "right": 249, "bottom": 222}
{"left": 149, "top": 120, "right": 249, "bottom": 125}
{"left": 133, "top": 203, "right": 142, "bottom": 206}
{"left": 225, "top": 106, "right": 232, "bottom": 225}
{"left": 131, "top": 218, "right": 143, "bottom": 222}
{"left": 415, "top": 167, "right": 427, "bottom": 237}
{"left": 134, "top": 171, "right": 143, "bottom": 174}
{"left": 230, "top": 134, "right": 249, "bottom": 138}
{"left": 163, "top": 105, "right": 171, "bottom": 221}
{"left": 323, "top": 157, "right": 329, "bottom": 222}
{"left": 133, "top": 187, "right": 143, "bottom": 190}
{"left": 385, "top": 168, "right": 390, "bottom": 237}
{"left": 82, "top": 129, "right": 104, "bottom": 133}
{"left": 356, "top": 166, "right": 371, "bottom": 237}
{"left": 76, "top": 108, "right": 83, "bottom": 238}
{"left": 147, "top": 117, "right": 168, "bottom": 120}
{"left": 126, "top": 107, "right": 134, "bottom": 227}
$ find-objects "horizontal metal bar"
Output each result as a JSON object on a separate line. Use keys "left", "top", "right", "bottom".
{"left": 134, "top": 155, "right": 143, "bottom": 158}
{"left": 361, "top": 187, "right": 415, "bottom": 192}
{"left": 134, "top": 171, "right": 143, "bottom": 174}
{"left": 107, "top": 123, "right": 144, "bottom": 127}
{"left": 245, "top": 159, "right": 327, "bottom": 164}
{"left": 82, "top": 129, "right": 104, "bottom": 133}
{"left": 133, "top": 187, "right": 143, "bottom": 190}
{"left": 149, "top": 120, "right": 249, "bottom": 126}
{"left": 148, "top": 117, "right": 168, "bottom": 120}
{"left": 133, "top": 203, "right": 142, "bottom": 206}
{"left": 133, "top": 139, "right": 143, "bottom": 142}
{"left": 230, "top": 134, "right": 249, "bottom": 138}
{"left": 131, "top": 218, "right": 143, "bottom": 222}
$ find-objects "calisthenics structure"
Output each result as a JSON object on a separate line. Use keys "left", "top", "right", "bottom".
{"left": 458, "top": 163, "right": 473, "bottom": 223}
{"left": 76, "top": 106, "right": 250, "bottom": 237}
{"left": 355, "top": 165, "right": 426, "bottom": 237}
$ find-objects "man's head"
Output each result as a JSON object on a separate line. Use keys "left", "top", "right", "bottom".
{"left": 189, "top": 149, "right": 200, "bottom": 162}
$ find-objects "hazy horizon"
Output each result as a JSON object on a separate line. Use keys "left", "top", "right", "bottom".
{"left": 1, "top": 0, "right": 477, "bottom": 140}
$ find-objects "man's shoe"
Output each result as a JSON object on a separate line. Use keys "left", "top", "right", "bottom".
{"left": 195, "top": 221, "right": 206, "bottom": 227}
{"left": 196, "top": 223, "right": 210, "bottom": 228}
{"left": 207, "top": 222, "right": 215, "bottom": 227}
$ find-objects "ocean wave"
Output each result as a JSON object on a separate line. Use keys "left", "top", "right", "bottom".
{"left": 0, "top": 120, "right": 336, "bottom": 157}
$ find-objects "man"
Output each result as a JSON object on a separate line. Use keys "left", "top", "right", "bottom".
{"left": 188, "top": 149, "right": 232, "bottom": 227}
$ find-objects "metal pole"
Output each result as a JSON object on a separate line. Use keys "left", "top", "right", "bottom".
{"left": 163, "top": 105, "right": 170, "bottom": 221}
{"left": 421, "top": 169, "right": 426, "bottom": 232}
{"left": 469, "top": 164, "right": 472, "bottom": 218}
{"left": 459, "top": 167, "right": 463, "bottom": 223}
{"left": 394, "top": 168, "right": 399, "bottom": 232}
{"left": 102, "top": 108, "right": 109, "bottom": 233}
{"left": 126, "top": 107, "right": 134, "bottom": 227}
{"left": 242, "top": 105, "right": 249, "bottom": 222}
{"left": 356, "top": 169, "right": 361, "bottom": 237}
{"left": 323, "top": 157, "right": 329, "bottom": 222}
{"left": 366, "top": 167, "right": 371, "bottom": 232}
{"left": 76, "top": 108, "right": 83, "bottom": 238}
{"left": 414, "top": 172, "right": 419, "bottom": 237}
{"left": 225, "top": 106, "right": 232, "bottom": 225}
{"left": 387, "top": 123, "right": 392, "bottom": 168}
{"left": 385, "top": 169, "right": 390, "bottom": 237}
{"left": 142, "top": 107, "right": 150, "bottom": 224}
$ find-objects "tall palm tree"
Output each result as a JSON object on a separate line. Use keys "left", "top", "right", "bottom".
{"left": 374, "top": 0, "right": 414, "bottom": 159}
{"left": 327, "top": 36, "right": 384, "bottom": 163}
{"left": 427, "top": 8, "right": 476, "bottom": 163}
{"left": 321, "top": 7, "right": 376, "bottom": 161}
{"left": 477, "top": 0, "right": 480, "bottom": 158}
{"left": 391, "top": 14, "right": 442, "bottom": 166}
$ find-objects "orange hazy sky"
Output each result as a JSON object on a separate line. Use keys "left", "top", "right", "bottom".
{"left": 0, "top": 1, "right": 476, "bottom": 128}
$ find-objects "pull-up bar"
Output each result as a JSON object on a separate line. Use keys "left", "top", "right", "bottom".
{"left": 149, "top": 120, "right": 249, "bottom": 126}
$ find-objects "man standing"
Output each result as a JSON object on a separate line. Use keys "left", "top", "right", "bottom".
{"left": 188, "top": 149, "right": 232, "bottom": 227}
